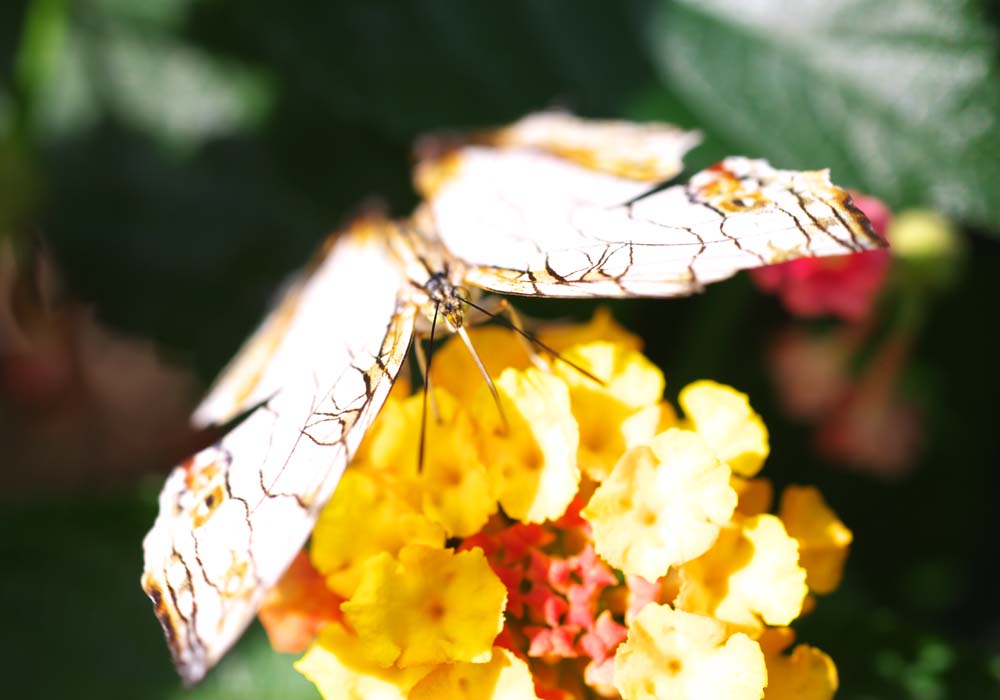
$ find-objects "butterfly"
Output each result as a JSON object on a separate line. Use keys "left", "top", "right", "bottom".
{"left": 140, "top": 112, "right": 884, "bottom": 685}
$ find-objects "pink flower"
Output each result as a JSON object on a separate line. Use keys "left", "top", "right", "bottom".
{"left": 526, "top": 624, "right": 579, "bottom": 658}
{"left": 578, "top": 611, "right": 627, "bottom": 663}
{"left": 751, "top": 193, "right": 892, "bottom": 322}
{"left": 625, "top": 574, "right": 663, "bottom": 619}
{"left": 767, "top": 327, "right": 857, "bottom": 420}
{"left": 817, "top": 333, "right": 923, "bottom": 478}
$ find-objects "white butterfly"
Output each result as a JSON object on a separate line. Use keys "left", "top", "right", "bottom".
{"left": 141, "top": 112, "right": 883, "bottom": 684}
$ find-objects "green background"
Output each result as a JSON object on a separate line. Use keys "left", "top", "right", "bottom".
{"left": 2, "top": 1, "right": 999, "bottom": 698}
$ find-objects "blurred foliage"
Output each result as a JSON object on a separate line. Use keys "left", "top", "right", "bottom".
{"left": 1, "top": 0, "right": 999, "bottom": 698}
{"left": 648, "top": 0, "right": 1000, "bottom": 227}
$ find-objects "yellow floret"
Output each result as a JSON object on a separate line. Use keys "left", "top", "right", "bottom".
{"left": 410, "top": 389, "right": 496, "bottom": 537}
{"left": 352, "top": 386, "right": 498, "bottom": 537}
{"left": 409, "top": 647, "right": 541, "bottom": 700}
{"left": 295, "top": 623, "right": 432, "bottom": 700}
{"left": 582, "top": 428, "right": 737, "bottom": 581}
{"left": 537, "top": 306, "right": 643, "bottom": 352}
{"left": 474, "top": 367, "right": 580, "bottom": 523}
{"left": 764, "top": 644, "right": 838, "bottom": 700}
{"left": 310, "top": 470, "right": 446, "bottom": 598}
{"left": 554, "top": 341, "right": 666, "bottom": 481}
{"left": 428, "top": 326, "right": 533, "bottom": 404}
{"left": 614, "top": 604, "right": 767, "bottom": 700}
{"left": 341, "top": 545, "right": 507, "bottom": 668}
{"left": 351, "top": 391, "right": 415, "bottom": 475}
{"left": 733, "top": 477, "right": 775, "bottom": 517}
{"left": 778, "top": 486, "right": 852, "bottom": 594}
{"left": 679, "top": 381, "right": 769, "bottom": 477}
{"left": 678, "top": 514, "right": 808, "bottom": 630}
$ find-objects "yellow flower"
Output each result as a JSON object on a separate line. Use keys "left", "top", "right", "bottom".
{"left": 311, "top": 471, "right": 446, "bottom": 598}
{"left": 475, "top": 367, "right": 580, "bottom": 523}
{"left": 351, "top": 386, "right": 498, "bottom": 538}
{"left": 295, "top": 623, "right": 432, "bottom": 700}
{"left": 778, "top": 486, "right": 852, "bottom": 594}
{"left": 428, "top": 307, "right": 641, "bottom": 405}
{"left": 583, "top": 428, "right": 737, "bottom": 580}
{"left": 341, "top": 544, "right": 507, "bottom": 668}
{"left": 614, "top": 604, "right": 767, "bottom": 700}
{"left": 554, "top": 341, "right": 666, "bottom": 481}
{"left": 409, "top": 647, "right": 541, "bottom": 700}
{"left": 677, "top": 514, "right": 808, "bottom": 630}
{"left": 429, "top": 326, "right": 533, "bottom": 404}
{"left": 679, "top": 381, "right": 769, "bottom": 477}
{"left": 764, "top": 645, "right": 838, "bottom": 700}
{"left": 410, "top": 389, "right": 497, "bottom": 537}
{"left": 537, "top": 306, "right": 643, "bottom": 353}
{"left": 352, "top": 391, "right": 416, "bottom": 475}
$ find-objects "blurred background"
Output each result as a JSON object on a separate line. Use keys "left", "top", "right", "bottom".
{"left": 2, "top": 1, "right": 999, "bottom": 698}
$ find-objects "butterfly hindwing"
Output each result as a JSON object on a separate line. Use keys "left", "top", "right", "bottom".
{"left": 141, "top": 216, "right": 416, "bottom": 684}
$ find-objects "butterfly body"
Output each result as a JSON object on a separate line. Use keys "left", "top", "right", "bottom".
{"left": 141, "top": 112, "right": 884, "bottom": 685}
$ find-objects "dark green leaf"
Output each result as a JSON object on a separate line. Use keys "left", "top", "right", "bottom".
{"left": 645, "top": 0, "right": 1000, "bottom": 230}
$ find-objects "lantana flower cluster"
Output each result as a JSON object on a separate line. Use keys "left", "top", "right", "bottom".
{"left": 259, "top": 310, "right": 852, "bottom": 700}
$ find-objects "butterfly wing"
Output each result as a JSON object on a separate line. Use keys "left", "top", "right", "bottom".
{"left": 416, "top": 122, "right": 884, "bottom": 298}
{"left": 141, "top": 216, "right": 415, "bottom": 685}
{"left": 414, "top": 111, "right": 700, "bottom": 198}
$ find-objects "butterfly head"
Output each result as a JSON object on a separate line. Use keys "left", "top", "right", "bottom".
{"left": 423, "top": 271, "right": 466, "bottom": 331}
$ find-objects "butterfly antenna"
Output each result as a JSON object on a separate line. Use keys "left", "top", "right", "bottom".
{"left": 618, "top": 169, "right": 688, "bottom": 208}
{"left": 458, "top": 296, "right": 606, "bottom": 386}
{"left": 455, "top": 325, "right": 508, "bottom": 432}
{"left": 418, "top": 303, "right": 440, "bottom": 473}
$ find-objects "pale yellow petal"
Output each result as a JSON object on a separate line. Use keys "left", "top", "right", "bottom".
{"left": 680, "top": 381, "right": 769, "bottom": 477}
{"left": 779, "top": 486, "right": 852, "bottom": 594}
{"left": 614, "top": 604, "right": 766, "bottom": 700}
{"left": 295, "top": 624, "right": 431, "bottom": 700}
{"left": 409, "top": 648, "right": 541, "bottom": 700}
{"left": 583, "top": 429, "right": 736, "bottom": 581}
{"left": 475, "top": 367, "right": 580, "bottom": 523}
{"left": 678, "top": 514, "right": 807, "bottom": 630}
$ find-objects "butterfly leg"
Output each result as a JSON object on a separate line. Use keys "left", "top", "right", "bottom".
{"left": 473, "top": 296, "right": 552, "bottom": 373}
{"left": 460, "top": 295, "right": 604, "bottom": 386}
{"left": 413, "top": 336, "right": 442, "bottom": 423}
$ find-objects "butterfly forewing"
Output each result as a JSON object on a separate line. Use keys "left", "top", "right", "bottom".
{"left": 420, "top": 148, "right": 884, "bottom": 298}
{"left": 141, "top": 217, "right": 415, "bottom": 684}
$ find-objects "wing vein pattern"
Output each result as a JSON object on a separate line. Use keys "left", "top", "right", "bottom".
{"left": 142, "top": 223, "right": 414, "bottom": 684}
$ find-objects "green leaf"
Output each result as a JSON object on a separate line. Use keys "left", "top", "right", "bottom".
{"left": 644, "top": 0, "right": 1000, "bottom": 230}
{"left": 20, "top": 0, "right": 274, "bottom": 152}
